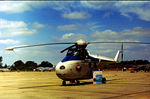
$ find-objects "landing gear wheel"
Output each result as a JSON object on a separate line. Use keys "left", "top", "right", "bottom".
{"left": 62, "top": 81, "right": 66, "bottom": 86}
{"left": 102, "top": 77, "right": 106, "bottom": 84}
{"left": 69, "top": 80, "right": 75, "bottom": 84}
{"left": 76, "top": 80, "right": 80, "bottom": 85}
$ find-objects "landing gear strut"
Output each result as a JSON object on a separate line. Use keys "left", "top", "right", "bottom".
{"left": 62, "top": 80, "right": 66, "bottom": 86}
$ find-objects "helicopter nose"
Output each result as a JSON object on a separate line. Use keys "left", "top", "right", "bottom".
{"left": 55, "top": 62, "right": 67, "bottom": 74}
{"left": 55, "top": 62, "right": 68, "bottom": 79}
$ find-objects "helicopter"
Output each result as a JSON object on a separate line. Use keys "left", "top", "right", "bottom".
{"left": 5, "top": 39, "right": 150, "bottom": 85}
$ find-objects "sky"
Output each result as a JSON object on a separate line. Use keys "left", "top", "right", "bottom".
{"left": 0, "top": 1, "right": 150, "bottom": 66}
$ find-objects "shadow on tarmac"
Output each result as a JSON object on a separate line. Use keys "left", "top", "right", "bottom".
{"left": 19, "top": 81, "right": 94, "bottom": 89}
{"left": 19, "top": 79, "right": 127, "bottom": 89}
{"left": 19, "top": 85, "right": 59, "bottom": 89}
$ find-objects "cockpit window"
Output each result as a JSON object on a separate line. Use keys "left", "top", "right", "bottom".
{"left": 67, "top": 50, "right": 73, "bottom": 56}
{"left": 66, "top": 48, "right": 78, "bottom": 56}
{"left": 73, "top": 51, "right": 78, "bottom": 56}
{"left": 66, "top": 48, "right": 89, "bottom": 59}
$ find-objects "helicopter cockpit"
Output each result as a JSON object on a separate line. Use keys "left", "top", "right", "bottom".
{"left": 66, "top": 47, "right": 89, "bottom": 59}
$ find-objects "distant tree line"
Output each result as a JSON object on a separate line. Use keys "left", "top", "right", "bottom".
{"left": 120, "top": 60, "right": 149, "bottom": 65}
{"left": 0, "top": 56, "right": 53, "bottom": 71}
{"left": 0, "top": 56, "right": 2, "bottom": 68}
{"left": 100, "top": 60, "right": 150, "bottom": 70}
{"left": 10, "top": 60, "right": 53, "bottom": 71}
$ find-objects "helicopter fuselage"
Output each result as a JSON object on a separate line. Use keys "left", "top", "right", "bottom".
{"left": 55, "top": 46, "right": 102, "bottom": 81}
{"left": 56, "top": 56, "right": 100, "bottom": 81}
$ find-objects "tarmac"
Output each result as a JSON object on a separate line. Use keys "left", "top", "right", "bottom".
{"left": 0, "top": 71, "right": 150, "bottom": 99}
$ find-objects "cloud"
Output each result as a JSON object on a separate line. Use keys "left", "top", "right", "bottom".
{"left": 57, "top": 23, "right": 101, "bottom": 31}
{"left": 0, "top": 1, "right": 32, "bottom": 13}
{"left": 81, "top": 1, "right": 150, "bottom": 22}
{"left": 0, "top": 39, "right": 20, "bottom": 45}
{"left": 0, "top": 19, "right": 37, "bottom": 38}
{"left": 91, "top": 30, "right": 119, "bottom": 41}
{"left": 1, "top": 1, "right": 150, "bottom": 21}
{"left": 62, "top": 33, "right": 74, "bottom": 40}
{"left": 81, "top": 1, "right": 116, "bottom": 9}
{"left": 0, "top": 1, "right": 53, "bottom": 14}
{"left": 57, "top": 24, "right": 83, "bottom": 31}
{"left": 0, "top": 19, "right": 27, "bottom": 29}
{"left": 32, "top": 22, "right": 45, "bottom": 29}
{"left": 62, "top": 11, "right": 91, "bottom": 19}
{"left": 32, "top": 22, "right": 51, "bottom": 29}
{"left": 47, "top": 1, "right": 71, "bottom": 12}
{"left": 90, "top": 27, "right": 150, "bottom": 59}
{"left": 54, "top": 26, "right": 150, "bottom": 43}
{"left": 53, "top": 33, "right": 87, "bottom": 42}
{"left": 122, "top": 27, "right": 150, "bottom": 38}
{"left": 116, "top": 1, "right": 150, "bottom": 21}
{"left": 90, "top": 27, "right": 150, "bottom": 41}
{"left": 49, "top": 1, "right": 150, "bottom": 21}
{"left": 0, "top": 1, "right": 49, "bottom": 14}
{"left": 57, "top": 24, "right": 78, "bottom": 31}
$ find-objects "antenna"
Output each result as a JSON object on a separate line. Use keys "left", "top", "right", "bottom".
{"left": 121, "top": 43, "right": 123, "bottom": 62}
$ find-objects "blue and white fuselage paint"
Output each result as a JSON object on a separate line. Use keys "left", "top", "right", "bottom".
{"left": 56, "top": 54, "right": 100, "bottom": 81}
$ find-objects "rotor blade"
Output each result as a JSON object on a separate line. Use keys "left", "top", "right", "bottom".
{"left": 60, "top": 44, "right": 76, "bottom": 53}
{"left": 5, "top": 42, "right": 75, "bottom": 51}
{"left": 88, "top": 41, "right": 150, "bottom": 44}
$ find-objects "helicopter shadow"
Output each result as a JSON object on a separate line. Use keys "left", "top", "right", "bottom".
{"left": 19, "top": 84, "right": 59, "bottom": 89}
{"left": 19, "top": 79, "right": 121, "bottom": 89}
{"left": 19, "top": 82, "right": 93, "bottom": 89}
{"left": 20, "top": 79, "right": 121, "bottom": 89}
{"left": 19, "top": 82, "right": 94, "bottom": 89}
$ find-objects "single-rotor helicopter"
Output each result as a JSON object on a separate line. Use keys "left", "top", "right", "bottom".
{"left": 5, "top": 39, "right": 150, "bottom": 85}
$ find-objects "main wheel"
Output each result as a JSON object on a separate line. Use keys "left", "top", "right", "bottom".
{"left": 62, "top": 81, "right": 66, "bottom": 86}
{"left": 76, "top": 80, "right": 80, "bottom": 85}
{"left": 102, "top": 77, "right": 106, "bottom": 84}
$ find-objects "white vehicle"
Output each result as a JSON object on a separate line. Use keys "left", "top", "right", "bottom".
{"left": 5, "top": 39, "right": 150, "bottom": 85}
{"left": 36, "top": 67, "right": 54, "bottom": 72}
{"left": 0, "top": 68, "right": 10, "bottom": 72}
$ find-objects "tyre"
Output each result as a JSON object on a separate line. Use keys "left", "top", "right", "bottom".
{"left": 102, "top": 77, "right": 106, "bottom": 84}
{"left": 62, "top": 81, "right": 66, "bottom": 86}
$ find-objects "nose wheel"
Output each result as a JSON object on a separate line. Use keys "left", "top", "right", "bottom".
{"left": 76, "top": 80, "right": 80, "bottom": 85}
{"left": 62, "top": 80, "right": 80, "bottom": 86}
{"left": 62, "top": 80, "right": 66, "bottom": 86}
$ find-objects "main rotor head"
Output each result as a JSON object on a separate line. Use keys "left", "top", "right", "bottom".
{"left": 60, "top": 39, "right": 88, "bottom": 53}
{"left": 76, "top": 39, "right": 88, "bottom": 46}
